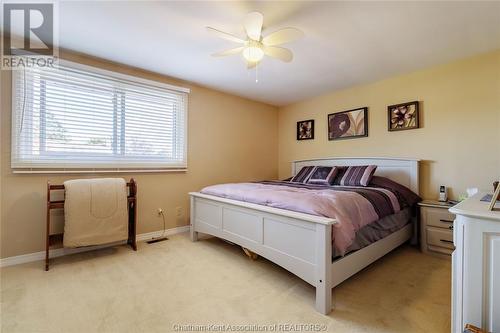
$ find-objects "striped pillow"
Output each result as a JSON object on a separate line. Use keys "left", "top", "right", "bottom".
{"left": 332, "top": 166, "right": 348, "bottom": 185}
{"left": 290, "top": 166, "right": 315, "bottom": 183}
{"left": 339, "top": 165, "right": 377, "bottom": 187}
{"left": 307, "top": 166, "right": 338, "bottom": 185}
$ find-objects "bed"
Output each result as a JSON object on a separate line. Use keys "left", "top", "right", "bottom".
{"left": 189, "top": 157, "right": 420, "bottom": 314}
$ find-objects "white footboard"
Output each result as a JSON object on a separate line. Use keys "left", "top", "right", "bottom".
{"left": 189, "top": 192, "right": 336, "bottom": 314}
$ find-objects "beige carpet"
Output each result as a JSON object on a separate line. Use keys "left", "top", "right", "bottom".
{"left": 1, "top": 233, "right": 451, "bottom": 333}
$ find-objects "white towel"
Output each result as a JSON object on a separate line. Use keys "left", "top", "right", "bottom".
{"left": 63, "top": 178, "right": 128, "bottom": 248}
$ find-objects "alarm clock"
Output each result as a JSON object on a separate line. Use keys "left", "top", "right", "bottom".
{"left": 439, "top": 186, "right": 448, "bottom": 202}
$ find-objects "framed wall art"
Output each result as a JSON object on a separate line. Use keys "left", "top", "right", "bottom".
{"left": 328, "top": 107, "right": 368, "bottom": 141}
{"left": 388, "top": 101, "right": 419, "bottom": 131}
{"left": 297, "top": 119, "right": 314, "bottom": 140}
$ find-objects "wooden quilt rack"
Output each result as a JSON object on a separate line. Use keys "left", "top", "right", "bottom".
{"left": 45, "top": 178, "right": 137, "bottom": 271}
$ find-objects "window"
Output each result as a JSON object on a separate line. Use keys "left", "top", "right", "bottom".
{"left": 11, "top": 61, "right": 188, "bottom": 172}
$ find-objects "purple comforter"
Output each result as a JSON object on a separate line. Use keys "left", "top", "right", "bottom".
{"left": 201, "top": 181, "right": 409, "bottom": 256}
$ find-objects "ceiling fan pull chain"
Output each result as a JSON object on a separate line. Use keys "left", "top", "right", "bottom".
{"left": 255, "top": 63, "right": 259, "bottom": 83}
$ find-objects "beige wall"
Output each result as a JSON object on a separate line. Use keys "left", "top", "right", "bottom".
{"left": 278, "top": 50, "right": 500, "bottom": 200}
{"left": 0, "top": 51, "right": 279, "bottom": 258}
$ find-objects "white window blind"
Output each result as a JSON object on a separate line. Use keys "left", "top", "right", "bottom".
{"left": 11, "top": 61, "right": 188, "bottom": 171}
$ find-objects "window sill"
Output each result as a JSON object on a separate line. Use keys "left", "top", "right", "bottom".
{"left": 12, "top": 168, "right": 188, "bottom": 174}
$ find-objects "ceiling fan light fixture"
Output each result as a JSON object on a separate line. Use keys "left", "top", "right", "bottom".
{"left": 242, "top": 40, "right": 264, "bottom": 63}
{"left": 243, "top": 46, "right": 264, "bottom": 63}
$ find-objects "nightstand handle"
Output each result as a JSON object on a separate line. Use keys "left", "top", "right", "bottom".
{"left": 440, "top": 239, "right": 454, "bottom": 244}
{"left": 448, "top": 225, "right": 454, "bottom": 230}
{"left": 440, "top": 219, "right": 454, "bottom": 223}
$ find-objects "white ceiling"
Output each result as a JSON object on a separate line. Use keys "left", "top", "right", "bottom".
{"left": 49, "top": 2, "right": 500, "bottom": 105}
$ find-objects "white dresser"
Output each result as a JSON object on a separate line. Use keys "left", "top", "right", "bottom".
{"left": 450, "top": 193, "right": 500, "bottom": 333}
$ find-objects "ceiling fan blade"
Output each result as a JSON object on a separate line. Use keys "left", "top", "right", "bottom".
{"left": 211, "top": 47, "right": 244, "bottom": 57}
{"left": 244, "top": 11, "right": 264, "bottom": 41}
{"left": 263, "top": 46, "right": 293, "bottom": 62}
{"left": 262, "top": 28, "right": 304, "bottom": 46}
{"left": 206, "top": 27, "right": 245, "bottom": 44}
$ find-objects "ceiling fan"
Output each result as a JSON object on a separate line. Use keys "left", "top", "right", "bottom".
{"left": 207, "top": 12, "right": 304, "bottom": 69}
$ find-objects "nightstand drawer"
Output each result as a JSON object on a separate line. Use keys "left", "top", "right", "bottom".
{"left": 425, "top": 208, "right": 455, "bottom": 229}
{"left": 428, "top": 244, "right": 453, "bottom": 255}
{"left": 426, "top": 227, "right": 454, "bottom": 250}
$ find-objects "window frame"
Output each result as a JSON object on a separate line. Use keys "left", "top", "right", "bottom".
{"left": 11, "top": 59, "right": 189, "bottom": 173}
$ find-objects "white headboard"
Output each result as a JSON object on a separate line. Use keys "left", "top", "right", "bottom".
{"left": 292, "top": 157, "right": 420, "bottom": 195}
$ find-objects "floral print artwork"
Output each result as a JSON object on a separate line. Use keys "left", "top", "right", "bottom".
{"left": 297, "top": 120, "right": 314, "bottom": 140}
{"left": 388, "top": 101, "right": 419, "bottom": 131}
{"left": 328, "top": 108, "right": 367, "bottom": 140}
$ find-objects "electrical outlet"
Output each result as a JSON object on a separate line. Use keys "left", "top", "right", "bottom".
{"left": 157, "top": 208, "right": 164, "bottom": 216}
{"left": 175, "top": 207, "right": 182, "bottom": 217}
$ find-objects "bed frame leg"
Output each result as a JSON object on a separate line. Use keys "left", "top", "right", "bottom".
{"left": 315, "top": 223, "right": 333, "bottom": 315}
{"left": 316, "top": 283, "right": 333, "bottom": 315}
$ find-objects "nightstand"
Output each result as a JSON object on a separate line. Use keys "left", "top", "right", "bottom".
{"left": 418, "top": 200, "right": 456, "bottom": 258}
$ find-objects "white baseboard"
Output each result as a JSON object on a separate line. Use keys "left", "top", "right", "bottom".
{"left": 0, "top": 225, "right": 190, "bottom": 268}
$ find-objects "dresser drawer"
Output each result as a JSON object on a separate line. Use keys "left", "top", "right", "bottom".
{"left": 427, "top": 227, "right": 454, "bottom": 250}
{"left": 424, "top": 207, "right": 455, "bottom": 229}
